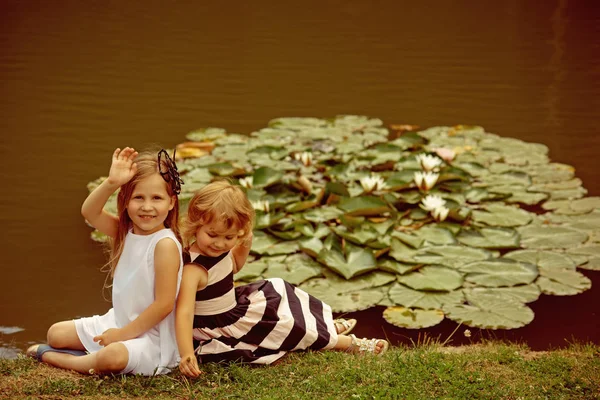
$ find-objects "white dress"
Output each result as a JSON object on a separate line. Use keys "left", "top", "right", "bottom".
{"left": 74, "top": 228, "right": 183, "bottom": 375}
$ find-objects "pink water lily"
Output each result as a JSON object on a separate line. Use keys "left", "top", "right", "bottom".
{"left": 433, "top": 147, "right": 456, "bottom": 163}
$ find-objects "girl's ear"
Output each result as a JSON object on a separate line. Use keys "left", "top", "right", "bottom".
{"left": 169, "top": 195, "right": 176, "bottom": 211}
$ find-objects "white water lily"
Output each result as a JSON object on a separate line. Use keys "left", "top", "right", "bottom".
{"left": 416, "top": 154, "right": 443, "bottom": 172}
{"left": 420, "top": 194, "right": 446, "bottom": 211}
{"left": 413, "top": 171, "right": 439, "bottom": 192}
{"left": 251, "top": 200, "right": 270, "bottom": 213}
{"left": 431, "top": 206, "right": 449, "bottom": 222}
{"left": 294, "top": 151, "right": 313, "bottom": 166}
{"left": 239, "top": 176, "right": 253, "bottom": 188}
{"left": 360, "top": 174, "right": 387, "bottom": 193}
{"left": 433, "top": 147, "right": 456, "bottom": 163}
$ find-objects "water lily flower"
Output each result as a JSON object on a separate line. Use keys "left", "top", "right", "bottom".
{"left": 464, "top": 329, "right": 472, "bottom": 338}
{"left": 431, "top": 206, "right": 449, "bottom": 222}
{"left": 360, "top": 175, "right": 387, "bottom": 193}
{"left": 413, "top": 171, "right": 439, "bottom": 192}
{"left": 416, "top": 154, "right": 442, "bottom": 172}
{"left": 294, "top": 151, "right": 313, "bottom": 166}
{"left": 433, "top": 147, "right": 456, "bottom": 163}
{"left": 420, "top": 194, "right": 446, "bottom": 211}
{"left": 239, "top": 176, "right": 253, "bottom": 188}
{"left": 251, "top": 200, "right": 270, "bottom": 213}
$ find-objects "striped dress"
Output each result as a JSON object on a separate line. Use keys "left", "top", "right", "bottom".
{"left": 186, "top": 251, "right": 339, "bottom": 364}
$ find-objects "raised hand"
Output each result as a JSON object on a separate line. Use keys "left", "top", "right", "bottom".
{"left": 107, "top": 147, "right": 138, "bottom": 186}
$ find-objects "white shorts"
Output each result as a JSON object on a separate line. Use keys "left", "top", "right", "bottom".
{"left": 74, "top": 310, "right": 162, "bottom": 376}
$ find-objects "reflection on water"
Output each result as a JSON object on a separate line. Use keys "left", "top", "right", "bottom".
{"left": 0, "top": 0, "right": 599, "bottom": 355}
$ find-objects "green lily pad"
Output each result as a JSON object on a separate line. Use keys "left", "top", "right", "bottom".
{"left": 337, "top": 196, "right": 392, "bottom": 217}
{"left": 536, "top": 267, "right": 592, "bottom": 295}
{"left": 302, "top": 206, "right": 344, "bottom": 223}
{"left": 234, "top": 257, "right": 274, "bottom": 282}
{"left": 383, "top": 307, "right": 445, "bottom": 329}
{"left": 459, "top": 259, "right": 538, "bottom": 287}
{"left": 317, "top": 243, "right": 378, "bottom": 279}
{"left": 397, "top": 266, "right": 464, "bottom": 291}
{"left": 503, "top": 249, "right": 576, "bottom": 270}
{"left": 566, "top": 245, "right": 600, "bottom": 271}
{"left": 412, "top": 245, "right": 492, "bottom": 269}
{"left": 443, "top": 292, "right": 534, "bottom": 329}
{"left": 253, "top": 166, "right": 284, "bottom": 188}
{"left": 388, "top": 283, "right": 464, "bottom": 309}
{"left": 456, "top": 227, "right": 520, "bottom": 249}
{"left": 463, "top": 285, "right": 540, "bottom": 304}
{"left": 377, "top": 258, "right": 419, "bottom": 275}
{"left": 472, "top": 203, "right": 533, "bottom": 227}
{"left": 262, "top": 253, "right": 323, "bottom": 285}
{"left": 518, "top": 225, "right": 588, "bottom": 249}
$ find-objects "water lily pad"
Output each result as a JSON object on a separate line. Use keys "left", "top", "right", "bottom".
{"left": 383, "top": 307, "right": 445, "bottom": 329}
{"left": 388, "top": 283, "right": 464, "bottom": 309}
{"left": 397, "top": 266, "right": 464, "bottom": 291}
{"left": 443, "top": 292, "right": 534, "bottom": 329}
{"left": 235, "top": 257, "right": 274, "bottom": 282}
{"left": 317, "top": 243, "right": 377, "bottom": 279}
{"left": 456, "top": 227, "right": 520, "bottom": 249}
{"left": 412, "top": 245, "right": 492, "bottom": 269}
{"left": 463, "top": 285, "right": 540, "bottom": 303}
{"left": 338, "top": 196, "right": 391, "bottom": 217}
{"left": 262, "top": 253, "right": 323, "bottom": 285}
{"left": 503, "top": 249, "right": 576, "bottom": 270}
{"left": 300, "top": 279, "right": 385, "bottom": 312}
{"left": 472, "top": 203, "right": 533, "bottom": 227}
{"left": 459, "top": 259, "right": 538, "bottom": 287}
{"left": 252, "top": 166, "right": 284, "bottom": 188}
{"left": 518, "top": 225, "right": 588, "bottom": 249}
{"left": 302, "top": 206, "right": 344, "bottom": 223}
{"left": 536, "top": 266, "right": 592, "bottom": 295}
{"left": 566, "top": 245, "right": 600, "bottom": 271}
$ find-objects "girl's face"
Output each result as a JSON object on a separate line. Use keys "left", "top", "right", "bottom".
{"left": 195, "top": 219, "right": 241, "bottom": 257}
{"left": 127, "top": 173, "right": 175, "bottom": 235}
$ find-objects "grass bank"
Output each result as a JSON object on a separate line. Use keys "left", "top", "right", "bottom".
{"left": 1, "top": 342, "right": 599, "bottom": 399}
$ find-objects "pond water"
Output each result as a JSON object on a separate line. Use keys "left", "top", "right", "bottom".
{"left": 0, "top": 0, "right": 598, "bottom": 356}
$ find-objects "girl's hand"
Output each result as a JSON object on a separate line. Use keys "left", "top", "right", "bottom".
{"left": 107, "top": 147, "right": 138, "bottom": 186}
{"left": 179, "top": 353, "right": 202, "bottom": 378}
{"left": 93, "top": 328, "right": 123, "bottom": 347}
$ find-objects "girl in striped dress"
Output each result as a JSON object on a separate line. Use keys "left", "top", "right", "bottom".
{"left": 175, "top": 181, "right": 389, "bottom": 377}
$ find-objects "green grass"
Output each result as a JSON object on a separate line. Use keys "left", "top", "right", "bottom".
{"left": 1, "top": 342, "right": 599, "bottom": 399}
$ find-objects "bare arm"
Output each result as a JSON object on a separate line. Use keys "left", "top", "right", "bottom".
{"left": 176, "top": 264, "right": 208, "bottom": 378}
{"left": 232, "top": 232, "right": 253, "bottom": 274}
{"left": 94, "top": 238, "right": 181, "bottom": 345}
{"left": 81, "top": 147, "right": 138, "bottom": 238}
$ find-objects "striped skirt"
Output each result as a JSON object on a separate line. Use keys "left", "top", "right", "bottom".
{"left": 192, "top": 278, "right": 339, "bottom": 364}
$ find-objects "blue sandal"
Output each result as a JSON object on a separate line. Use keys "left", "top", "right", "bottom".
{"left": 26, "top": 344, "right": 87, "bottom": 361}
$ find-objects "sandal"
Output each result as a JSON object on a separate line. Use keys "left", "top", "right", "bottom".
{"left": 334, "top": 318, "right": 357, "bottom": 335}
{"left": 26, "top": 344, "right": 87, "bottom": 361}
{"left": 345, "top": 334, "right": 389, "bottom": 355}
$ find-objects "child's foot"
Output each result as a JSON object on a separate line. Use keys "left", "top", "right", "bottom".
{"left": 26, "top": 344, "right": 87, "bottom": 361}
{"left": 334, "top": 318, "right": 357, "bottom": 335}
{"left": 345, "top": 334, "right": 389, "bottom": 355}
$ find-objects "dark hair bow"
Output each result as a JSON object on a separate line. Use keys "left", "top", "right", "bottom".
{"left": 158, "top": 149, "right": 184, "bottom": 195}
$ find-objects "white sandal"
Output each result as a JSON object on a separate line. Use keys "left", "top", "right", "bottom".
{"left": 346, "top": 334, "right": 389, "bottom": 355}
{"left": 334, "top": 318, "right": 357, "bottom": 335}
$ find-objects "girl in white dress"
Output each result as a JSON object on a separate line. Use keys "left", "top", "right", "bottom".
{"left": 175, "top": 181, "right": 389, "bottom": 378}
{"left": 27, "top": 147, "right": 184, "bottom": 376}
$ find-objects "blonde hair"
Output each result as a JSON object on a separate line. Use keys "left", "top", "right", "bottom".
{"left": 104, "top": 149, "right": 182, "bottom": 278}
{"left": 182, "top": 180, "right": 255, "bottom": 252}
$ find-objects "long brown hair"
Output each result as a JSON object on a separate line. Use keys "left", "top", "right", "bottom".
{"left": 104, "top": 149, "right": 182, "bottom": 278}
{"left": 182, "top": 180, "right": 254, "bottom": 252}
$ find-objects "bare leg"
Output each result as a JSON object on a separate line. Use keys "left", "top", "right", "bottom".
{"left": 29, "top": 320, "right": 129, "bottom": 375}
{"left": 39, "top": 343, "right": 129, "bottom": 375}
{"left": 47, "top": 321, "right": 86, "bottom": 350}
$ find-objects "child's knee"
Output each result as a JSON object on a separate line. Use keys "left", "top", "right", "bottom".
{"left": 96, "top": 343, "right": 129, "bottom": 373}
{"left": 47, "top": 321, "right": 73, "bottom": 347}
